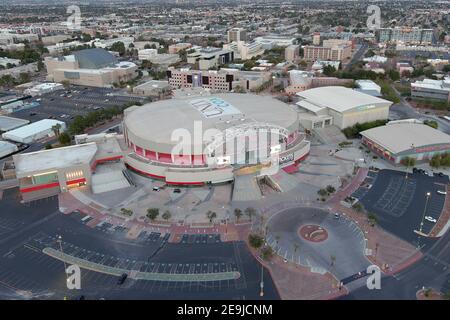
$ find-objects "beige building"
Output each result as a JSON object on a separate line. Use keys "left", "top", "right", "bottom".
{"left": 168, "top": 43, "right": 192, "bottom": 54}
{"left": 303, "top": 40, "right": 352, "bottom": 62}
{"left": 296, "top": 86, "right": 392, "bottom": 130}
{"left": 187, "top": 47, "right": 234, "bottom": 70}
{"left": 167, "top": 67, "right": 271, "bottom": 92}
{"left": 285, "top": 45, "right": 300, "bottom": 62}
{"left": 45, "top": 48, "right": 137, "bottom": 87}
{"left": 227, "top": 28, "right": 247, "bottom": 43}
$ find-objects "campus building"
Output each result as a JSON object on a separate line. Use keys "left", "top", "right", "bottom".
{"left": 187, "top": 47, "right": 234, "bottom": 70}
{"left": 45, "top": 48, "right": 138, "bottom": 88}
{"left": 223, "top": 41, "right": 265, "bottom": 60}
{"left": 167, "top": 68, "right": 271, "bottom": 92}
{"left": 303, "top": 42, "right": 352, "bottom": 62}
{"left": 361, "top": 120, "right": 450, "bottom": 164}
{"left": 378, "top": 27, "right": 434, "bottom": 45}
{"left": 296, "top": 86, "right": 392, "bottom": 130}
{"left": 411, "top": 77, "right": 450, "bottom": 102}
{"left": 227, "top": 28, "right": 247, "bottom": 43}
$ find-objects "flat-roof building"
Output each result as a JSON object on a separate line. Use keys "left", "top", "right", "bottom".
{"left": 45, "top": 48, "right": 138, "bottom": 88}
{"left": 0, "top": 116, "right": 30, "bottom": 132}
{"left": 361, "top": 120, "right": 450, "bottom": 164}
{"left": 187, "top": 47, "right": 234, "bottom": 70}
{"left": 0, "top": 141, "right": 18, "bottom": 159}
{"left": 2, "top": 119, "right": 66, "bottom": 144}
{"left": 296, "top": 86, "right": 392, "bottom": 130}
{"left": 13, "top": 133, "right": 124, "bottom": 201}
{"left": 411, "top": 77, "right": 450, "bottom": 101}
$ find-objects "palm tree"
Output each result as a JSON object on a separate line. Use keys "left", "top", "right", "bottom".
{"left": 245, "top": 207, "right": 256, "bottom": 221}
{"left": 51, "top": 123, "right": 62, "bottom": 137}
{"left": 293, "top": 243, "right": 299, "bottom": 260}
{"left": 206, "top": 210, "right": 217, "bottom": 224}
{"left": 234, "top": 208, "right": 243, "bottom": 222}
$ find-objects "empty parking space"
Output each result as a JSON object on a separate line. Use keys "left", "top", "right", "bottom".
{"left": 359, "top": 169, "right": 449, "bottom": 246}
{"left": 11, "top": 86, "right": 147, "bottom": 124}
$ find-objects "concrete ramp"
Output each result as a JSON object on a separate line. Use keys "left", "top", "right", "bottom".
{"left": 314, "top": 125, "right": 347, "bottom": 145}
{"left": 232, "top": 174, "right": 262, "bottom": 202}
{"left": 92, "top": 163, "right": 131, "bottom": 194}
{"left": 268, "top": 169, "right": 300, "bottom": 192}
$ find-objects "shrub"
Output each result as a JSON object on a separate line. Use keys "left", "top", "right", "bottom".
{"left": 248, "top": 234, "right": 265, "bottom": 249}
{"left": 146, "top": 208, "right": 159, "bottom": 220}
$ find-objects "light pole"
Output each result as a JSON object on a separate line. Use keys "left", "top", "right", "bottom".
{"left": 417, "top": 192, "right": 431, "bottom": 249}
{"left": 57, "top": 235, "right": 69, "bottom": 286}
{"left": 259, "top": 263, "right": 264, "bottom": 297}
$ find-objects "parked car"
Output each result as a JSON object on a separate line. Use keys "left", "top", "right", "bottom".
{"left": 424, "top": 216, "right": 437, "bottom": 223}
{"left": 334, "top": 213, "right": 340, "bottom": 219}
{"left": 173, "top": 188, "right": 181, "bottom": 193}
{"left": 152, "top": 186, "right": 160, "bottom": 191}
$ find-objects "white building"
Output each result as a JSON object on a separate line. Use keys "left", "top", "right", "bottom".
{"left": 223, "top": 41, "right": 265, "bottom": 60}
{"left": 2, "top": 119, "right": 66, "bottom": 144}
{"left": 411, "top": 77, "right": 450, "bottom": 101}
{"left": 363, "top": 55, "right": 388, "bottom": 64}
{"left": 138, "top": 49, "right": 158, "bottom": 61}
{"left": 296, "top": 86, "right": 393, "bottom": 130}
{"left": 355, "top": 80, "right": 382, "bottom": 97}
{"left": 0, "top": 141, "right": 18, "bottom": 158}
{"left": 311, "top": 60, "right": 341, "bottom": 72}
{"left": 24, "top": 83, "right": 64, "bottom": 96}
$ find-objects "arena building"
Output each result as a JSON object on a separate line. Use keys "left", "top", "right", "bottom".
{"left": 361, "top": 120, "right": 450, "bottom": 164}
{"left": 45, "top": 48, "right": 137, "bottom": 88}
{"left": 123, "top": 92, "right": 310, "bottom": 185}
{"left": 296, "top": 86, "right": 393, "bottom": 130}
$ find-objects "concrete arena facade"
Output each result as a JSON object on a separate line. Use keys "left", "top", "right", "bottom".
{"left": 123, "top": 93, "right": 310, "bottom": 185}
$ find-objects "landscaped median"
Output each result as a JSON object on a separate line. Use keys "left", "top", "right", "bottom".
{"left": 43, "top": 247, "right": 240, "bottom": 282}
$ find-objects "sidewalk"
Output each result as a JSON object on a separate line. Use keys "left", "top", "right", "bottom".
{"left": 429, "top": 184, "right": 450, "bottom": 237}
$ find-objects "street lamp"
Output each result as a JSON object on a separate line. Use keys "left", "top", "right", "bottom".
{"left": 57, "top": 235, "right": 69, "bottom": 284}
{"left": 417, "top": 192, "right": 431, "bottom": 249}
{"left": 259, "top": 263, "right": 264, "bottom": 297}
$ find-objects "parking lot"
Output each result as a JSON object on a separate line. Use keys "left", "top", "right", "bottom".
{"left": 0, "top": 188, "right": 278, "bottom": 300}
{"left": 11, "top": 86, "right": 147, "bottom": 124}
{"left": 354, "top": 169, "right": 448, "bottom": 246}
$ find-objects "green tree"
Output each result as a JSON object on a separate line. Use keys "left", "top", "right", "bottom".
{"left": 162, "top": 210, "right": 171, "bottom": 221}
{"left": 146, "top": 208, "right": 159, "bottom": 221}
{"left": 248, "top": 234, "right": 264, "bottom": 249}
{"left": 368, "top": 212, "right": 378, "bottom": 226}
{"left": 206, "top": 210, "right": 217, "bottom": 223}
{"left": 401, "top": 156, "right": 416, "bottom": 168}
{"left": 110, "top": 41, "right": 126, "bottom": 56}
{"left": 234, "top": 208, "right": 243, "bottom": 222}
{"left": 51, "top": 123, "right": 62, "bottom": 137}
{"left": 120, "top": 208, "right": 133, "bottom": 216}
{"left": 261, "top": 246, "right": 274, "bottom": 261}
{"left": 423, "top": 120, "right": 438, "bottom": 129}
{"left": 58, "top": 132, "right": 71, "bottom": 145}
{"left": 245, "top": 207, "right": 256, "bottom": 221}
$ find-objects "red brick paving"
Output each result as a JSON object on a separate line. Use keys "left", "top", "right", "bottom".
{"left": 429, "top": 184, "right": 450, "bottom": 237}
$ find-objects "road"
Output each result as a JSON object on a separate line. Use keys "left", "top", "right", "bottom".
{"left": 342, "top": 228, "right": 450, "bottom": 299}
{"left": 390, "top": 85, "right": 450, "bottom": 135}
{"left": 344, "top": 42, "right": 368, "bottom": 71}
